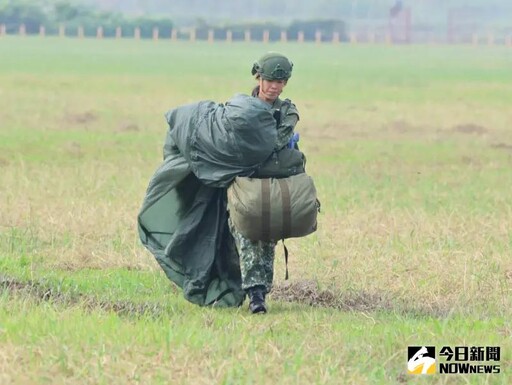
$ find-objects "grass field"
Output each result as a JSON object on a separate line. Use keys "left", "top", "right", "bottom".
{"left": 0, "top": 37, "right": 511, "bottom": 384}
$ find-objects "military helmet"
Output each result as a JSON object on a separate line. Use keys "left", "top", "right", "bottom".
{"left": 251, "top": 52, "right": 293, "bottom": 80}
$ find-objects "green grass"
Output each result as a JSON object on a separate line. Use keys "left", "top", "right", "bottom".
{"left": 1, "top": 296, "right": 507, "bottom": 385}
{"left": 0, "top": 36, "right": 511, "bottom": 384}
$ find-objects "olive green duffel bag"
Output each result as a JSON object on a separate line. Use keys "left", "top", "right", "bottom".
{"left": 227, "top": 173, "right": 319, "bottom": 242}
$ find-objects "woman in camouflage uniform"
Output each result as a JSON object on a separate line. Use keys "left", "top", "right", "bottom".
{"left": 228, "top": 52, "right": 300, "bottom": 314}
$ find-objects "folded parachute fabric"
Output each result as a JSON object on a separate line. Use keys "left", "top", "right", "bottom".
{"left": 138, "top": 94, "right": 279, "bottom": 307}
{"left": 166, "top": 93, "right": 278, "bottom": 187}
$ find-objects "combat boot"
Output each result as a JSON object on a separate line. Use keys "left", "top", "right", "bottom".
{"left": 247, "top": 285, "right": 267, "bottom": 314}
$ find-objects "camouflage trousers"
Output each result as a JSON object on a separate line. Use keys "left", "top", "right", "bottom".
{"left": 228, "top": 218, "right": 276, "bottom": 293}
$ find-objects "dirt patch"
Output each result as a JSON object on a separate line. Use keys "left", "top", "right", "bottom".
{"left": 0, "top": 276, "right": 166, "bottom": 318}
{"left": 271, "top": 280, "right": 449, "bottom": 317}
{"left": 491, "top": 143, "right": 512, "bottom": 151}
{"left": 117, "top": 122, "right": 140, "bottom": 132}
{"left": 0, "top": 277, "right": 56, "bottom": 301}
{"left": 2, "top": 276, "right": 449, "bottom": 317}
{"left": 451, "top": 124, "right": 488, "bottom": 135}
{"left": 460, "top": 156, "right": 481, "bottom": 166}
{"left": 54, "top": 259, "right": 147, "bottom": 272}
{"left": 0, "top": 277, "right": 29, "bottom": 292}
{"left": 65, "top": 111, "right": 98, "bottom": 125}
{"left": 388, "top": 120, "right": 415, "bottom": 133}
{"left": 271, "top": 280, "right": 392, "bottom": 312}
{"left": 0, "top": 158, "right": 10, "bottom": 167}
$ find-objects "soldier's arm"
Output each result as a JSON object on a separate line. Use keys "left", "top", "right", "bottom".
{"left": 274, "top": 98, "right": 300, "bottom": 150}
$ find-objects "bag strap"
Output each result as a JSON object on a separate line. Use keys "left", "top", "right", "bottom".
{"left": 282, "top": 240, "right": 289, "bottom": 280}
{"left": 277, "top": 178, "right": 291, "bottom": 279}
{"left": 261, "top": 179, "right": 271, "bottom": 241}
{"left": 277, "top": 178, "right": 292, "bottom": 239}
{"left": 262, "top": 178, "right": 291, "bottom": 279}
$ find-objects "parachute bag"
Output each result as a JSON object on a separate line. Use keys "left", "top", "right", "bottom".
{"left": 227, "top": 174, "right": 319, "bottom": 242}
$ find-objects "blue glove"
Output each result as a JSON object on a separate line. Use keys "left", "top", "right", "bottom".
{"left": 287, "top": 132, "right": 300, "bottom": 149}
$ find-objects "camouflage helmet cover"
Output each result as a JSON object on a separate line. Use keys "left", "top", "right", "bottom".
{"left": 251, "top": 52, "right": 293, "bottom": 80}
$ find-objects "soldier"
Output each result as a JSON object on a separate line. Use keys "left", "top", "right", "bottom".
{"left": 228, "top": 52, "right": 300, "bottom": 314}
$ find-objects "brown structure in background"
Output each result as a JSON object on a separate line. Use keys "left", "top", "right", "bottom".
{"left": 388, "top": 1, "right": 411, "bottom": 44}
{"left": 448, "top": 7, "right": 480, "bottom": 44}
{"left": 280, "top": 31, "right": 287, "bottom": 43}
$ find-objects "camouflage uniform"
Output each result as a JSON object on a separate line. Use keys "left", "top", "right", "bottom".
{"left": 230, "top": 52, "right": 299, "bottom": 298}
{"left": 228, "top": 217, "right": 276, "bottom": 292}
{"left": 229, "top": 98, "right": 298, "bottom": 293}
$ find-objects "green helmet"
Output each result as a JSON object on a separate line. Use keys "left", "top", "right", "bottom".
{"left": 251, "top": 52, "right": 293, "bottom": 80}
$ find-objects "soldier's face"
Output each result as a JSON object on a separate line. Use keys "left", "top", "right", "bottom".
{"left": 258, "top": 79, "right": 287, "bottom": 103}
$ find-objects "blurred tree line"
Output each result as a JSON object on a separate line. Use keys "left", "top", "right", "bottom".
{"left": 0, "top": 0, "right": 347, "bottom": 40}
{"left": 0, "top": 0, "right": 173, "bottom": 37}
{"left": 81, "top": 0, "right": 512, "bottom": 23}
